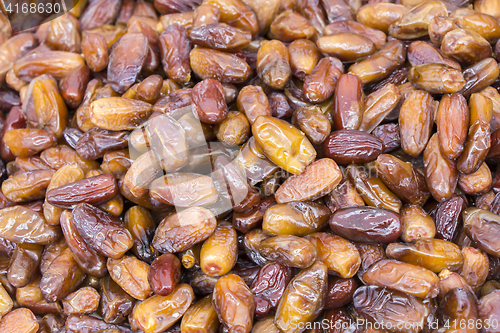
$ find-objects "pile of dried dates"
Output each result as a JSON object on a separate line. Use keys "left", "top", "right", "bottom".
{"left": 0, "top": 0, "right": 498, "bottom": 332}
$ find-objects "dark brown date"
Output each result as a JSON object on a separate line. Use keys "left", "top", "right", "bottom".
{"left": 149, "top": 253, "right": 182, "bottom": 296}
{"left": 323, "top": 130, "right": 384, "bottom": 165}
{"left": 375, "top": 154, "right": 430, "bottom": 206}
{"left": 325, "top": 276, "right": 358, "bottom": 310}
{"left": 251, "top": 262, "right": 292, "bottom": 319}
{"left": 47, "top": 174, "right": 118, "bottom": 209}
{"left": 60, "top": 210, "right": 107, "bottom": 277}
{"left": 329, "top": 206, "right": 401, "bottom": 244}
{"left": 434, "top": 195, "right": 467, "bottom": 242}
{"left": 71, "top": 203, "right": 133, "bottom": 259}
{"left": 353, "top": 285, "right": 431, "bottom": 333}
{"left": 107, "top": 33, "right": 148, "bottom": 94}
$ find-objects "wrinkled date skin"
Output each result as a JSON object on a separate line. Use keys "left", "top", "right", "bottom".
{"left": 190, "top": 48, "right": 251, "bottom": 84}
{"left": 436, "top": 93, "right": 470, "bottom": 161}
{"left": 71, "top": 203, "right": 133, "bottom": 259}
{"left": 424, "top": 134, "right": 459, "bottom": 202}
{"left": 76, "top": 128, "right": 130, "bottom": 160}
{"left": 325, "top": 276, "right": 358, "bottom": 310}
{"left": 400, "top": 205, "right": 436, "bottom": 242}
{"left": 152, "top": 207, "right": 217, "bottom": 253}
{"left": 212, "top": 274, "right": 255, "bottom": 333}
{"left": 262, "top": 201, "right": 331, "bottom": 237}
{"left": 47, "top": 174, "right": 118, "bottom": 209}
{"left": 159, "top": 25, "right": 192, "bottom": 84}
{"left": 132, "top": 284, "right": 194, "bottom": 333}
{"left": 257, "top": 40, "right": 291, "bottom": 90}
{"left": 258, "top": 235, "right": 317, "bottom": 269}
{"left": 306, "top": 232, "right": 361, "bottom": 278}
{"left": 275, "top": 158, "right": 342, "bottom": 203}
{"left": 323, "top": 130, "right": 384, "bottom": 165}
{"left": 332, "top": 74, "right": 363, "bottom": 131}
{"left": 275, "top": 261, "right": 327, "bottom": 333}
{"left": 252, "top": 116, "right": 316, "bottom": 175}
{"left": 107, "top": 256, "right": 152, "bottom": 300}
{"left": 463, "top": 208, "right": 500, "bottom": 258}
{"left": 353, "top": 286, "right": 431, "bottom": 333}
{"left": 478, "top": 289, "right": 500, "bottom": 333}
{"left": 251, "top": 262, "right": 292, "bottom": 319}
{"left": 149, "top": 254, "right": 181, "bottom": 296}
{"left": 375, "top": 154, "right": 431, "bottom": 205}
{"left": 60, "top": 210, "right": 107, "bottom": 277}
{"left": 0, "top": 206, "right": 61, "bottom": 244}
{"left": 192, "top": 79, "right": 228, "bottom": 125}
{"left": 329, "top": 206, "right": 401, "bottom": 244}
{"left": 40, "top": 248, "right": 86, "bottom": 303}
{"left": 399, "top": 90, "right": 435, "bottom": 157}
{"left": 437, "top": 288, "right": 479, "bottom": 333}
{"left": 180, "top": 294, "right": 219, "bottom": 333}
{"left": 200, "top": 222, "right": 238, "bottom": 277}
{"left": 100, "top": 276, "right": 135, "bottom": 325}
{"left": 107, "top": 33, "right": 148, "bottom": 94}
{"left": 150, "top": 173, "right": 218, "bottom": 207}
{"left": 434, "top": 195, "right": 467, "bottom": 242}
{"left": 123, "top": 206, "right": 157, "bottom": 263}
{"left": 362, "top": 259, "right": 439, "bottom": 299}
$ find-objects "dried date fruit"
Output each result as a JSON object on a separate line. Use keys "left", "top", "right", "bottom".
{"left": 353, "top": 286, "right": 431, "bottom": 333}
{"left": 424, "top": 134, "right": 459, "bottom": 202}
{"left": 306, "top": 232, "right": 361, "bottom": 278}
{"left": 362, "top": 259, "right": 439, "bottom": 298}
{"left": 100, "top": 276, "right": 134, "bottom": 324}
{"left": 275, "top": 261, "right": 327, "bottom": 333}
{"left": 40, "top": 248, "right": 86, "bottom": 303}
{"left": 323, "top": 130, "right": 383, "bottom": 165}
{"left": 256, "top": 40, "right": 291, "bottom": 90}
{"left": 60, "top": 210, "right": 107, "bottom": 277}
{"left": 436, "top": 93, "right": 469, "bottom": 161}
{"left": 400, "top": 205, "right": 436, "bottom": 242}
{"left": 275, "top": 158, "right": 341, "bottom": 203}
{"left": 0, "top": 308, "right": 38, "bottom": 333}
{"left": 190, "top": 48, "right": 251, "bottom": 84}
{"left": 47, "top": 174, "right": 118, "bottom": 209}
{"left": 386, "top": 239, "right": 463, "bottom": 273}
{"left": 192, "top": 79, "right": 228, "bottom": 125}
{"left": 0, "top": 206, "right": 61, "bottom": 244}
{"left": 81, "top": 33, "right": 109, "bottom": 72}
{"left": 62, "top": 287, "right": 100, "bottom": 316}
{"left": 252, "top": 116, "right": 316, "bottom": 175}
{"left": 200, "top": 222, "right": 238, "bottom": 277}
{"left": 212, "top": 274, "right": 254, "bottom": 333}
{"left": 152, "top": 207, "right": 217, "bottom": 253}
{"left": 107, "top": 33, "right": 148, "bottom": 94}
{"left": 71, "top": 203, "right": 133, "bottom": 259}
{"left": 375, "top": 154, "right": 431, "bottom": 205}
{"left": 329, "top": 206, "right": 401, "bottom": 244}
{"left": 132, "top": 284, "right": 194, "bottom": 333}
{"left": 108, "top": 256, "right": 152, "bottom": 300}
{"left": 258, "top": 235, "right": 317, "bottom": 268}
{"left": 180, "top": 294, "right": 220, "bottom": 333}
{"left": 159, "top": 25, "right": 192, "bottom": 84}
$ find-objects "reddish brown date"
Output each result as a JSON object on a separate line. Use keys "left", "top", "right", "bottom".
{"left": 251, "top": 262, "right": 292, "bottom": 319}
{"left": 329, "top": 206, "right": 401, "bottom": 244}
{"left": 323, "top": 130, "right": 384, "bottom": 165}
{"left": 47, "top": 174, "right": 118, "bottom": 209}
{"left": 71, "top": 203, "right": 133, "bottom": 259}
